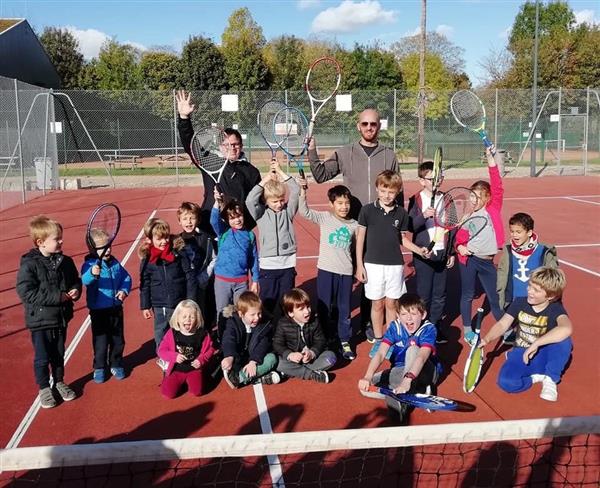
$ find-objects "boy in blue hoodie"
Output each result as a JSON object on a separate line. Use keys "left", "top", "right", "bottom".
{"left": 82, "top": 229, "right": 132, "bottom": 383}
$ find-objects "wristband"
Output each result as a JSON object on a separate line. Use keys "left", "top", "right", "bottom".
{"left": 404, "top": 372, "right": 416, "bottom": 380}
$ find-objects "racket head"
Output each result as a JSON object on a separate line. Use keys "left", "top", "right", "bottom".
{"left": 450, "top": 90, "right": 486, "bottom": 132}
{"left": 190, "top": 127, "right": 231, "bottom": 175}
{"left": 362, "top": 385, "right": 458, "bottom": 411}
{"left": 433, "top": 187, "right": 479, "bottom": 230}
{"left": 305, "top": 56, "right": 341, "bottom": 102}
{"left": 463, "top": 308, "right": 485, "bottom": 393}
{"left": 272, "top": 106, "right": 309, "bottom": 158}
{"left": 257, "top": 99, "right": 287, "bottom": 158}
{"left": 86, "top": 203, "right": 121, "bottom": 254}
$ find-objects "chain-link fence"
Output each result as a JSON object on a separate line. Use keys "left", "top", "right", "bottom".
{"left": 1, "top": 76, "right": 599, "bottom": 210}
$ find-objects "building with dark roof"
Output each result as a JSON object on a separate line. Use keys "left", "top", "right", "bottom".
{"left": 0, "top": 18, "right": 61, "bottom": 88}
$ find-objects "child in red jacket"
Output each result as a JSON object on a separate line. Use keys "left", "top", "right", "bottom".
{"left": 158, "top": 300, "right": 216, "bottom": 399}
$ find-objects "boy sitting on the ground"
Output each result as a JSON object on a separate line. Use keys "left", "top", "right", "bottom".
{"left": 481, "top": 267, "right": 572, "bottom": 402}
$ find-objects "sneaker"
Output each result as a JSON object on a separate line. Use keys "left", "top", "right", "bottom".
{"left": 54, "top": 382, "right": 76, "bottom": 402}
{"left": 464, "top": 330, "right": 477, "bottom": 346}
{"left": 310, "top": 370, "right": 329, "bottom": 384}
{"left": 436, "top": 330, "right": 449, "bottom": 344}
{"left": 223, "top": 368, "right": 240, "bottom": 389}
{"left": 530, "top": 374, "right": 546, "bottom": 384}
{"left": 502, "top": 330, "right": 517, "bottom": 346}
{"left": 156, "top": 358, "right": 168, "bottom": 371}
{"left": 341, "top": 342, "right": 356, "bottom": 360}
{"left": 540, "top": 377, "right": 558, "bottom": 402}
{"left": 254, "top": 371, "right": 281, "bottom": 385}
{"left": 110, "top": 367, "right": 126, "bottom": 380}
{"left": 365, "top": 326, "right": 376, "bottom": 343}
{"left": 368, "top": 339, "right": 391, "bottom": 359}
{"left": 39, "top": 387, "right": 57, "bottom": 409}
{"left": 93, "top": 368, "right": 106, "bottom": 384}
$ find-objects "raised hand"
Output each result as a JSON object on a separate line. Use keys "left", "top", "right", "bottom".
{"left": 176, "top": 89, "right": 195, "bottom": 119}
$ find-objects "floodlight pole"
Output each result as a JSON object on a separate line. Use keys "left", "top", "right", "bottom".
{"left": 530, "top": 0, "right": 540, "bottom": 177}
{"left": 417, "top": 0, "right": 427, "bottom": 164}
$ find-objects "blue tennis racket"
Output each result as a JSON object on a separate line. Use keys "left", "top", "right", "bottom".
{"left": 450, "top": 90, "right": 496, "bottom": 156}
{"left": 361, "top": 385, "right": 458, "bottom": 411}
{"left": 272, "top": 105, "right": 309, "bottom": 180}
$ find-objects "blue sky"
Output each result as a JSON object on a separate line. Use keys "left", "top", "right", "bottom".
{"left": 1, "top": 0, "right": 598, "bottom": 84}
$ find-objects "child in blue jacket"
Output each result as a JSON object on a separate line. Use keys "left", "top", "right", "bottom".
{"left": 82, "top": 229, "right": 132, "bottom": 383}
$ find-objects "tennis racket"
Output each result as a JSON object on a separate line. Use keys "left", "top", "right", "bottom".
{"left": 463, "top": 308, "right": 485, "bottom": 393}
{"left": 450, "top": 90, "right": 496, "bottom": 155}
{"left": 426, "top": 186, "right": 488, "bottom": 252}
{"left": 190, "top": 127, "right": 231, "bottom": 193}
{"left": 305, "top": 57, "right": 341, "bottom": 139}
{"left": 273, "top": 105, "right": 309, "bottom": 181}
{"left": 85, "top": 203, "right": 121, "bottom": 279}
{"left": 257, "top": 99, "right": 287, "bottom": 162}
{"left": 430, "top": 146, "right": 443, "bottom": 208}
{"left": 360, "top": 385, "right": 458, "bottom": 411}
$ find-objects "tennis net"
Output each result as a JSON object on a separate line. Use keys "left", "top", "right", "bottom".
{"left": 1, "top": 416, "right": 598, "bottom": 487}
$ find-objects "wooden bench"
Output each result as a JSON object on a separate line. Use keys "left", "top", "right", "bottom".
{"left": 106, "top": 154, "right": 140, "bottom": 170}
{"left": 155, "top": 153, "right": 190, "bottom": 169}
{"left": 0, "top": 156, "right": 16, "bottom": 169}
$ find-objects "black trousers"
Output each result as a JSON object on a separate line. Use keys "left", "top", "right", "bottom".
{"left": 259, "top": 267, "right": 296, "bottom": 320}
{"left": 90, "top": 306, "right": 125, "bottom": 369}
{"left": 413, "top": 254, "right": 448, "bottom": 328}
{"left": 31, "top": 327, "right": 66, "bottom": 389}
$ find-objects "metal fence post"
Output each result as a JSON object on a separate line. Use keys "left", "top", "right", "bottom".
{"left": 42, "top": 89, "right": 50, "bottom": 196}
{"left": 494, "top": 88, "right": 498, "bottom": 145}
{"left": 172, "top": 89, "right": 179, "bottom": 186}
{"left": 557, "top": 87, "right": 562, "bottom": 169}
{"left": 584, "top": 87, "right": 590, "bottom": 176}
{"left": 393, "top": 89, "right": 397, "bottom": 152}
{"left": 14, "top": 78, "right": 25, "bottom": 203}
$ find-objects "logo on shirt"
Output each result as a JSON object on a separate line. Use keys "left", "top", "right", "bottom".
{"left": 394, "top": 219, "right": 399, "bottom": 228}
{"left": 328, "top": 226, "right": 352, "bottom": 249}
{"left": 514, "top": 258, "right": 530, "bottom": 283}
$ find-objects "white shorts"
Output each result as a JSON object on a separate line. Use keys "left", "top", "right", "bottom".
{"left": 364, "top": 263, "right": 406, "bottom": 300}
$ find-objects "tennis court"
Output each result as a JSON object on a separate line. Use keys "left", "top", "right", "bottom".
{"left": 0, "top": 173, "right": 598, "bottom": 486}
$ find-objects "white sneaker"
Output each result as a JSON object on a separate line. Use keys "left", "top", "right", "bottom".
{"left": 530, "top": 374, "right": 546, "bottom": 384}
{"left": 540, "top": 377, "right": 558, "bottom": 401}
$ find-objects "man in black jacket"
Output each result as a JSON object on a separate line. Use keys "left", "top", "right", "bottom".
{"left": 176, "top": 89, "right": 261, "bottom": 232}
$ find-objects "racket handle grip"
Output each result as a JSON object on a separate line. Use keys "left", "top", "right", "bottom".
{"left": 426, "top": 240, "right": 435, "bottom": 252}
{"left": 298, "top": 168, "right": 305, "bottom": 179}
{"left": 481, "top": 133, "right": 496, "bottom": 156}
{"left": 474, "top": 308, "right": 484, "bottom": 333}
{"left": 215, "top": 183, "right": 223, "bottom": 194}
{"left": 94, "top": 259, "right": 101, "bottom": 280}
{"left": 307, "top": 120, "right": 315, "bottom": 140}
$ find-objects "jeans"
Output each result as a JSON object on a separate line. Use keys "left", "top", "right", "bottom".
{"left": 459, "top": 256, "right": 504, "bottom": 329}
{"left": 90, "top": 306, "right": 125, "bottom": 369}
{"left": 31, "top": 327, "right": 66, "bottom": 389}
{"left": 317, "top": 269, "right": 353, "bottom": 342}
{"left": 153, "top": 307, "right": 174, "bottom": 350}
{"left": 277, "top": 350, "right": 337, "bottom": 379}
{"left": 413, "top": 254, "right": 448, "bottom": 327}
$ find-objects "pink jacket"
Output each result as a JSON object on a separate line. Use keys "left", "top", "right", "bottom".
{"left": 158, "top": 328, "right": 216, "bottom": 376}
{"left": 456, "top": 164, "right": 504, "bottom": 265}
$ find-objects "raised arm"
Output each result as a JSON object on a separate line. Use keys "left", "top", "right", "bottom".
{"left": 176, "top": 89, "right": 195, "bottom": 155}
{"left": 307, "top": 137, "right": 341, "bottom": 184}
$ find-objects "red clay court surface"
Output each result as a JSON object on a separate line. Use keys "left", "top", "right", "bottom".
{"left": 0, "top": 176, "right": 599, "bottom": 483}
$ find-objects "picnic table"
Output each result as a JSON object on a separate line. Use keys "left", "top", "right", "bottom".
{"left": 106, "top": 154, "right": 140, "bottom": 170}
{"left": 155, "top": 153, "right": 190, "bottom": 169}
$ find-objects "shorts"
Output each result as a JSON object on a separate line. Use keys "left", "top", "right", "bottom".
{"left": 364, "top": 263, "right": 406, "bottom": 300}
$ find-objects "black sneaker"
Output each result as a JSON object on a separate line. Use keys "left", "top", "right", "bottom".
{"left": 502, "top": 330, "right": 517, "bottom": 346}
{"left": 310, "top": 370, "right": 329, "bottom": 384}
{"left": 341, "top": 342, "right": 356, "bottom": 360}
{"left": 254, "top": 371, "right": 281, "bottom": 385}
{"left": 223, "top": 368, "right": 240, "bottom": 389}
{"left": 436, "top": 330, "right": 449, "bottom": 344}
{"left": 365, "top": 326, "right": 376, "bottom": 343}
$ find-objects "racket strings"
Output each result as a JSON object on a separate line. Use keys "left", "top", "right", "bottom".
{"left": 258, "top": 101, "right": 285, "bottom": 145}
{"left": 87, "top": 205, "right": 120, "bottom": 250}
{"left": 451, "top": 91, "right": 484, "bottom": 129}
{"left": 273, "top": 108, "right": 308, "bottom": 156}
{"left": 306, "top": 59, "right": 340, "bottom": 101}
{"left": 192, "top": 130, "right": 230, "bottom": 172}
{"left": 437, "top": 190, "right": 477, "bottom": 228}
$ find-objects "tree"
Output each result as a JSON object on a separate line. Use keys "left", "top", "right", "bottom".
{"left": 180, "top": 36, "right": 227, "bottom": 90}
{"left": 139, "top": 51, "right": 180, "bottom": 90}
{"left": 263, "top": 35, "right": 305, "bottom": 90}
{"left": 343, "top": 44, "right": 403, "bottom": 90}
{"left": 390, "top": 31, "right": 466, "bottom": 75}
{"left": 78, "top": 60, "right": 100, "bottom": 89}
{"left": 95, "top": 40, "right": 141, "bottom": 90}
{"left": 39, "top": 27, "right": 84, "bottom": 88}
{"left": 221, "top": 8, "right": 270, "bottom": 90}
{"left": 509, "top": 0, "right": 574, "bottom": 48}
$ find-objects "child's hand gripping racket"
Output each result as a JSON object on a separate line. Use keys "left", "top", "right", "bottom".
{"left": 272, "top": 105, "right": 309, "bottom": 185}
{"left": 430, "top": 146, "right": 443, "bottom": 208}
{"left": 426, "top": 187, "right": 488, "bottom": 252}
{"left": 305, "top": 56, "right": 341, "bottom": 140}
{"left": 190, "top": 127, "right": 232, "bottom": 194}
{"left": 450, "top": 90, "right": 496, "bottom": 155}
{"left": 463, "top": 308, "right": 485, "bottom": 393}
{"left": 86, "top": 203, "right": 122, "bottom": 280}
{"left": 360, "top": 385, "right": 458, "bottom": 411}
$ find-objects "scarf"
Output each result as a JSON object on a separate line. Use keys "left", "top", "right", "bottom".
{"left": 511, "top": 232, "right": 538, "bottom": 258}
{"left": 149, "top": 243, "right": 175, "bottom": 264}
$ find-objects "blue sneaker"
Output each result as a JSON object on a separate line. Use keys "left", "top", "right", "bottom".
{"left": 93, "top": 368, "right": 106, "bottom": 384}
{"left": 110, "top": 367, "right": 126, "bottom": 380}
{"left": 369, "top": 339, "right": 392, "bottom": 359}
{"left": 464, "top": 330, "right": 477, "bottom": 346}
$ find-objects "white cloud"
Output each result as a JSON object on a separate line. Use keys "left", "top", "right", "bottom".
{"left": 124, "top": 40, "right": 147, "bottom": 53}
{"left": 311, "top": 0, "right": 397, "bottom": 34}
{"left": 297, "top": 0, "right": 320, "bottom": 10}
{"left": 403, "top": 26, "right": 421, "bottom": 37}
{"left": 65, "top": 26, "right": 109, "bottom": 60}
{"left": 574, "top": 9, "right": 599, "bottom": 26}
{"left": 435, "top": 24, "right": 454, "bottom": 38}
{"left": 499, "top": 25, "right": 511, "bottom": 40}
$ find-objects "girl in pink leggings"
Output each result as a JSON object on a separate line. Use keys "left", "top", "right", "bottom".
{"left": 158, "top": 300, "right": 216, "bottom": 399}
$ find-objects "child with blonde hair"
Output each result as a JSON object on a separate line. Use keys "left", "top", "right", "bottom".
{"left": 157, "top": 300, "right": 216, "bottom": 398}
{"left": 139, "top": 218, "right": 196, "bottom": 355}
{"left": 480, "top": 267, "right": 572, "bottom": 401}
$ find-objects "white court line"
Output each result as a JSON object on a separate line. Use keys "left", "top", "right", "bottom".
{"left": 5, "top": 210, "right": 158, "bottom": 450}
{"left": 252, "top": 384, "right": 285, "bottom": 487}
{"left": 556, "top": 244, "right": 600, "bottom": 248}
{"left": 564, "top": 197, "right": 600, "bottom": 206}
{"left": 558, "top": 259, "right": 600, "bottom": 278}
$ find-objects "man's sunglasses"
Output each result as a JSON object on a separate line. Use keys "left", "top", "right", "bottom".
{"left": 359, "top": 121, "right": 379, "bottom": 127}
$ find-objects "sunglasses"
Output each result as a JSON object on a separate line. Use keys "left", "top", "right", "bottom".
{"left": 360, "top": 121, "right": 379, "bottom": 127}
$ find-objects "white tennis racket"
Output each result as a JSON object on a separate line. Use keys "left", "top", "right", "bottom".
{"left": 305, "top": 57, "right": 341, "bottom": 139}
